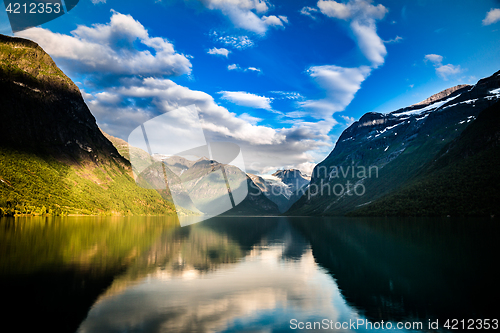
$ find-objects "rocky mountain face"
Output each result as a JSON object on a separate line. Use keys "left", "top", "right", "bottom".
{"left": 288, "top": 70, "right": 500, "bottom": 216}
{"left": 248, "top": 169, "right": 310, "bottom": 213}
{"left": 0, "top": 34, "right": 176, "bottom": 216}
{"left": 0, "top": 34, "right": 122, "bottom": 164}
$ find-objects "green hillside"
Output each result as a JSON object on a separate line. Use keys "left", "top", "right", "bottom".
{"left": 0, "top": 147, "right": 177, "bottom": 216}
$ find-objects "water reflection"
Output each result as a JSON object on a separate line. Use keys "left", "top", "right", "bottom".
{"left": 293, "top": 217, "right": 500, "bottom": 323}
{"left": 0, "top": 216, "right": 179, "bottom": 333}
{"left": 78, "top": 217, "right": 359, "bottom": 333}
{"left": 1, "top": 216, "right": 498, "bottom": 333}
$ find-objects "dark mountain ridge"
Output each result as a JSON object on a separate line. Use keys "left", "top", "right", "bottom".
{"left": 288, "top": 70, "right": 500, "bottom": 216}
{"left": 352, "top": 99, "right": 500, "bottom": 216}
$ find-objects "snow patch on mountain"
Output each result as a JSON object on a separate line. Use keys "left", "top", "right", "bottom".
{"left": 261, "top": 175, "right": 293, "bottom": 198}
{"left": 441, "top": 98, "right": 479, "bottom": 110}
{"left": 458, "top": 115, "right": 476, "bottom": 125}
{"left": 394, "top": 94, "right": 462, "bottom": 117}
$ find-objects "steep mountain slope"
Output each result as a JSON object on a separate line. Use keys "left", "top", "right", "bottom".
{"left": 351, "top": 100, "right": 500, "bottom": 216}
{"left": 288, "top": 70, "right": 500, "bottom": 216}
{"left": 0, "top": 34, "right": 120, "bottom": 161}
{"left": 0, "top": 34, "right": 176, "bottom": 216}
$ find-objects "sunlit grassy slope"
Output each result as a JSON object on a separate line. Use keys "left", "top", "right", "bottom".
{"left": 0, "top": 147, "right": 177, "bottom": 216}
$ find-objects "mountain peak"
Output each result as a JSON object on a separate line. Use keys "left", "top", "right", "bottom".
{"left": 272, "top": 169, "right": 311, "bottom": 183}
{"left": 411, "top": 84, "right": 471, "bottom": 107}
{"left": 0, "top": 34, "right": 78, "bottom": 94}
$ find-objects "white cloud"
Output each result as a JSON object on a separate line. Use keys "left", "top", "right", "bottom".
{"left": 95, "top": 91, "right": 121, "bottom": 105}
{"left": 227, "top": 64, "right": 261, "bottom": 73}
{"left": 242, "top": 120, "right": 334, "bottom": 174}
{"left": 384, "top": 35, "right": 403, "bottom": 43}
{"left": 296, "top": 162, "right": 316, "bottom": 176}
{"left": 424, "top": 54, "right": 443, "bottom": 64}
{"left": 219, "top": 91, "right": 272, "bottom": 110}
{"left": 424, "top": 54, "right": 462, "bottom": 80}
{"left": 300, "top": 0, "right": 388, "bottom": 121}
{"left": 212, "top": 32, "right": 255, "bottom": 49}
{"left": 278, "top": 15, "right": 289, "bottom": 24}
{"left": 285, "top": 111, "right": 309, "bottom": 119}
{"left": 201, "top": 0, "right": 270, "bottom": 13}
{"left": 17, "top": 11, "right": 191, "bottom": 78}
{"left": 317, "top": 0, "right": 351, "bottom": 20}
{"left": 90, "top": 78, "right": 282, "bottom": 146}
{"left": 199, "top": 0, "right": 287, "bottom": 34}
{"left": 91, "top": 0, "right": 106, "bottom": 3}
{"left": 270, "top": 91, "right": 303, "bottom": 100}
{"left": 483, "top": 8, "right": 500, "bottom": 25}
{"left": 435, "top": 64, "right": 462, "bottom": 80}
{"left": 301, "top": 65, "right": 371, "bottom": 118}
{"left": 238, "top": 113, "right": 262, "bottom": 125}
{"left": 350, "top": 20, "right": 386, "bottom": 66}
{"left": 317, "top": 0, "right": 388, "bottom": 67}
{"left": 208, "top": 47, "right": 230, "bottom": 57}
{"left": 318, "top": 0, "right": 388, "bottom": 20}
{"left": 300, "top": 6, "right": 318, "bottom": 19}
{"left": 262, "top": 15, "right": 284, "bottom": 27}
{"left": 340, "top": 115, "right": 355, "bottom": 125}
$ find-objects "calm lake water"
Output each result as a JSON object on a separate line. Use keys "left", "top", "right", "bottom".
{"left": 0, "top": 216, "right": 498, "bottom": 332}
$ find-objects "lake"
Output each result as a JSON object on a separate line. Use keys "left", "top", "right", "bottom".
{"left": 0, "top": 216, "right": 498, "bottom": 332}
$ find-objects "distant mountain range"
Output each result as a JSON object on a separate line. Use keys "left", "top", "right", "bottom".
{"left": 288, "top": 70, "right": 500, "bottom": 216}
{"left": 104, "top": 127, "right": 282, "bottom": 216}
{"left": 248, "top": 170, "right": 310, "bottom": 213}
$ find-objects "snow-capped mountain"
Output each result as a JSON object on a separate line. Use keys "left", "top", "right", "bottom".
{"left": 288, "top": 70, "right": 500, "bottom": 216}
{"left": 248, "top": 169, "right": 310, "bottom": 213}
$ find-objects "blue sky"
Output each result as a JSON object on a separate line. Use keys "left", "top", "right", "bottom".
{"left": 2, "top": 0, "right": 500, "bottom": 174}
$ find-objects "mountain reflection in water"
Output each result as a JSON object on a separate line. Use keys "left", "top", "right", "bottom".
{"left": 0, "top": 216, "right": 498, "bottom": 333}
